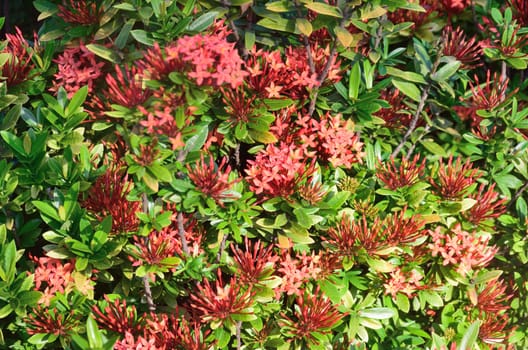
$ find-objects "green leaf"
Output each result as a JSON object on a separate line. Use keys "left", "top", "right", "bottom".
{"left": 335, "top": 26, "right": 353, "bottom": 47}
{"left": 349, "top": 62, "right": 361, "bottom": 100}
{"left": 396, "top": 293, "right": 410, "bottom": 313}
{"left": 187, "top": 11, "right": 219, "bottom": 32}
{"left": 304, "top": 2, "right": 343, "bottom": 18}
{"left": 420, "top": 140, "right": 447, "bottom": 156}
{"left": 85, "top": 44, "right": 121, "bottom": 63}
{"left": 148, "top": 163, "right": 172, "bottom": 183}
{"left": 458, "top": 321, "right": 480, "bottom": 350}
{"left": 33, "top": 201, "right": 61, "bottom": 222}
{"left": 266, "top": 1, "right": 293, "bottom": 12}
{"left": 296, "top": 18, "right": 313, "bottom": 37}
{"left": 262, "top": 98, "right": 294, "bottom": 111}
{"left": 473, "top": 270, "right": 502, "bottom": 285}
{"left": 0, "top": 104, "right": 21, "bottom": 130}
{"left": 431, "top": 60, "right": 461, "bottom": 82}
{"left": 86, "top": 316, "right": 103, "bottom": 349}
{"left": 257, "top": 18, "right": 299, "bottom": 34}
{"left": 386, "top": 66, "right": 426, "bottom": 84}
{"left": 66, "top": 86, "right": 88, "bottom": 117}
{"left": 115, "top": 19, "right": 135, "bottom": 49}
{"left": 130, "top": 29, "right": 154, "bottom": 46}
{"left": 359, "top": 307, "right": 396, "bottom": 320}
{"left": 248, "top": 130, "right": 277, "bottom": 144}
{"left": 184, "top": 124, "right": 209, "bottom": 153}
{"left": 1, "top": 131, "right": 26, "bottom": 157}
{"left": 392, "top": 79, "right": 421, "bottom": 102}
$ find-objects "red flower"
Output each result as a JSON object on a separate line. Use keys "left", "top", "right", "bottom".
{"left": 138, "top": 106, "right": 186, "bottom": 150}
{"left": 230, "top": 237, "right": 278, "bottom": 285}
{"left": 377, "top": 155, "right": 426, "bottom": 190}
{"left": 50, "top": 43, "right": 105, "bottom": 97}
{"left": 57, "top": 0, "right": 102, "bottom": 25}
{"left": 442, "top": 26, "right": 482, "bottom": 69}
{"left": 325, "top": 214, "right": 388, "bottom": 256}
{"left": 189, "top": 269, "right": 255, "bottom": 325}
{"left": 130, "top": 228, "right": 180, "bottom": 270}
{"left": 387, "top": 1, "right": 436, "bottom": 27}
{"left": 510, "top": 0, "right": 528, "bottom": 26}
{"left": 374, "top": 89, "right": 414, "bottom": 128}
{"left": 298, "top": 113, "right": 365, "bottom": 168}
{"left": 92, "top": 296, "right": 144, "bottom": 335}
{"left": 31, "top": 255, "right": 75, "bottom": 305}
{"left": 428, "top": 224, "right": 498, "bottom": 275}
{"left": 104, "top": 64, "right": 152, "bottom": 108}
{"left": 440, "top": 0, "right": 471, "bottom": 14}
{"left": 1, "top": 27, "right": 35, "bottom": 87}
{"left": 82, "top": 165, "right": 141, "bottom": 234}
{"left": 465, "top": 184, "right": 507, "bottom": 225}
{"left": 144, "top": 314, "right": 211, "bottom": 350}
{"left": 429, "top": 156, "right": 481, "bottom": 199}
{"left": 280, "top": 287, "right": 344, "bottom": 345}
{"left": 475, "top": 278, "right": 513, "bottom": 314}
{"left": 477, "top": 312, "right": 512, "bottom": 345}
{"left": 26, "top": 307, "right": 79, "bottom": 337}
{"left": 386, "top": 207, "right": 427, "bottom": 245}
{"left": 245, "top": 142, "right": 314, "bottom": 199}
{"left": 186, "top": 155, "right": 239, "bottom": 205}
{"left": 479, "top": 16, "right": 528, "bottom": 59}
{"left": 221, "top": 86, "right": 257, "bottom": 124}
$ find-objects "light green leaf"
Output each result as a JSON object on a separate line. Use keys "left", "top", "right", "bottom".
{"left": 386, "top": 66, "right": 427, "bottom": 84}
{"left": 392, "top": 79, "right": 421, "bottom": 102}
{"left": 304, "top": 2, "right": 342, "bottom": 18}
{"left": 187, "top": 11, "right": 219, "bottom": 32}
{"left": 458, "top": 321, "right": 480, "bottom": 350}
{"left": 359, "top": 307, "right": 396, "bottom": 320}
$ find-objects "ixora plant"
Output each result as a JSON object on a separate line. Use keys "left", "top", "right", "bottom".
{"left": 1, "top": 0, "right": 528, "bottom": 348}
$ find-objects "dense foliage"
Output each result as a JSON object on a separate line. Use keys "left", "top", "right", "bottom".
{"left": 1, "top": 0, "right": 528, "bottom": 349}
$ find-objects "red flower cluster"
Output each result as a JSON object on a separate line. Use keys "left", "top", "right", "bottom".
{"left": 430, "top": 156, "right": 481, "bottom": 199}
{"left": 465, "top": 184, "right": 507, "bottom": 225}
{"left": 230, "top": 237, "right": 278, "bottom": 285}
{"left": 139, "top": 27, "right": 247, "bottom": 88}
{"left": 50, "top": 44, "right": 105, "bottom": 97}
{"left": 82, "top": 165, "right": 141, "bottom": 234}
{"left": 377, "top": 155, "right": 426, "bottom": 190}
{"left": 92, "top": 296, "right": 144, "bottom": 335}
{"left": 325, "top": 209, "right": 426, "bottom": 256}
{"left": 298, "top": 113, "right": 365, "bottom": 168}
{"left": 57, "top": 0, "right": 102, "bottom": 25}
{"left": 245, "top": 142, "right": 314, "bottom": 199}
{"left": 280, "top": 287, "right": 344, "bottom": 345}
{"left": 428, "top": 224, "right": 498, "bottom": 276}
{"left": 31, "top": 255, "right": 75, "bottom": 306}
{"left": 384, "top": 267, "right": 425, "bottom": 298}
{"left": 189, "top": 269, "right": 255, "bottom": 325}
{"left": 186, "top": 155, "right": 238, "bottom": 206}
{"left": 442, "top": 26, "right": 482, "bottom": 69}
{"left": 245, "top": 44, "right": 340, "bottom": 100}
{"left": 1, "top": 27, "right": 35, "bottom": 87}
{"left": 103, "top": 64, "right": 152, "bottom": 108}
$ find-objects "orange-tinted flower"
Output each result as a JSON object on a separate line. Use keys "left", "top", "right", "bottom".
{"left": 189, "top": 269, "right": 255, "bottom": 325}
{"left": 440, "top": 0, "right": 471, "bottom": 15}
{"left": 465, "top": 183, "right": 507, "bottom": 225}
{"left": 186, "top": 155, "right": 238, "bottom": 205}
{"left": 104, "top": 64, "right": 152, "bottom": 108}
{"left": 377, "top": 155, "right": 426, "bottom": 190}
{"left": 50, "top": 43, "right": 105, "bottom": 97}
{"left": 384, "top": 267, "right": 425, "bottom": 298}
{"left": 245, "top": 142, "right": 314, "bottom": 199}
{"left": 57, "top": 0, "right": 102, "bottom": 25}
{"left": 325, "top": 214, "right": 387, "bottom": 256}
{"left": 230, "top": 237, "right": 277, "bottom": 285}
{"left": 298, "top": 113, "right": 365, "bottom": 168}
{"left": 1, "top": 27, "right": 35, "bottom": 87}
{"left": 276, "top": 250, "right": 323, "bottom": 296}
{"left": 430, "top": 156, "right": 481, "bottom": 199}
{"left": 26, "top": 307, "right": 79, "bottom": 337}
{"left": 386, "top": 207, "right": 427, "bottom": 245}
{"left": 92, "top": 296, "right": 144, "bottom": 335}
{"left": 138, "top": 31, "right": 247, "bottom": 88}
{"left": 31, "top": 255, "right": 75, "bottom": 305}
{"left": 82, "top": 165, "right": 141, "bottom": 234}
{"left": 468, "top": 70, "right": 513, "bottom": 111}
{"left": 428, "top": 224, "right": 498, "bottom": 275}
{"left": 477, "top": 312, "right": 512, "bottom": 344}
{"left": 280, "top": 287, "right": 344, "bottom": 345}
{"left": 138, "top": 106, "right": 185, "bottom": 150}
{"left": 442, "top": 26, "right": 482, "bottom": 69}
{"left": 130, "top": 228, "right": 180, "bottom": 271}
{"left": 221, "top": 86, "right": 257, "bottom": 124}
{"left": 475, "top": 278, "right": 513, "bottom": 314}
{"left": 143, "top": 314, "right": 211, "bottom": 350}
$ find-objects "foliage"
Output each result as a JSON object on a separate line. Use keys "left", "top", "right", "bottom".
{"left": 0, "top": 0, "right": 527, "bottom": 348}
